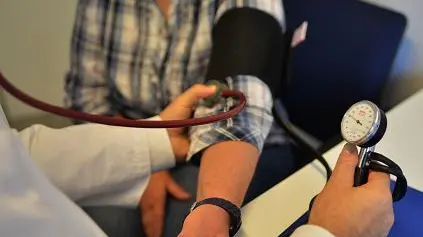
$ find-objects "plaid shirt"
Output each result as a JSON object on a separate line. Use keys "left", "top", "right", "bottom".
{"left": 65, "top": 0, "right": 290, "bottom": 160}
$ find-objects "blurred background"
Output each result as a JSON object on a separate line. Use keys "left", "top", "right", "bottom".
{"left": 0, "top": 0, "right": 422, "bottom": 132}
{"left": 0, "top": 1, "right": 75, "bottom": 129}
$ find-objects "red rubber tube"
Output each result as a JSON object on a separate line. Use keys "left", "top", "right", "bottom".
{"left": 0, "top": 72, "right": 246, "bottom": 128}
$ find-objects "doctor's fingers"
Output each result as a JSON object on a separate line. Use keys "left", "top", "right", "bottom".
{"left": 174, "top": 84, "right": 217, "bottom": 109}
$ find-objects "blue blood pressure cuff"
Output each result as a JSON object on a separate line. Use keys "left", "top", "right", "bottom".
{"left": 205, "top": 7, "right": 288, "bottom": 98}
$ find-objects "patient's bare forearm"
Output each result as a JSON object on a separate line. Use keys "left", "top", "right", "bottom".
{"left": 196, "top": 141, "right": 259, "bottom": 206}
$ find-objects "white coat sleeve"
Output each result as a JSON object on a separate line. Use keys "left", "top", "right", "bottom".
{"left": 291, "top": 224, "right": 336, "bottom": 237}
{"left": 14, "top": 116, "right": 175, "bottom": 207}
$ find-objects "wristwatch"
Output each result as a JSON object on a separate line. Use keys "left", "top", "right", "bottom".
{"left": 189, "top": 198, "right": 242, "bottom": 236}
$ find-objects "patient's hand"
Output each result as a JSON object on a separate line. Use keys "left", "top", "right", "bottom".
{"left": 140, "top": 170, "right": 191, "bottom": 237}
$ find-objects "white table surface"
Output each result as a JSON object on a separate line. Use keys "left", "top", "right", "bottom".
{"left": 238, "top": 89, "right": 423, "bottom": 237}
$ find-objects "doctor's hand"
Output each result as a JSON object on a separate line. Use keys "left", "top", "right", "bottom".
{"left": 308, "top": 144, "right": 394, "bottom": 237}
{"left": 160, "top": 84, "right": 217, "bottom": 162}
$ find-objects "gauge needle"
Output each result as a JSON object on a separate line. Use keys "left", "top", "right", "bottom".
{"left": 348, "top": 114, "right": 363, "bottom": 126}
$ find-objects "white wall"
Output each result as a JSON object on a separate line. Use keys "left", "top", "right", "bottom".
{"left": 363, "top": 0, "right": 423, "bottom": 107}
{"left": 0, "top": 0, "right": 422, "bottom": 125}
{"left": 0, "top": 1, "right": 76, "bottom": 124}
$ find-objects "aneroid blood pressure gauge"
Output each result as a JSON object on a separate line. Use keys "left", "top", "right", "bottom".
{"left": 287, "top": 100, "right": 407, "bottom": 237}
{"left": 341, "top": 100, "right": 387, "bottom": 148}
{"left": 341, "top": 100, "right": 407, "bottom": 201}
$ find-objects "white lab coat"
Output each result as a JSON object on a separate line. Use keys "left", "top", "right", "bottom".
{"left": 0, "top": 104, "right": 333, "bottom": 237}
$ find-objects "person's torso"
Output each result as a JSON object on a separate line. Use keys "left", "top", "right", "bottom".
{"left": 100, "top": 0, "right": 289, "bottom": 145}
{"left": 102, "top": 0, "right": 215, "bottom": 118}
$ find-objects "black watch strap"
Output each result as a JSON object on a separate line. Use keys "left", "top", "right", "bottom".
{"left": 190, "top": 198, "right": 242, "bottom": 236}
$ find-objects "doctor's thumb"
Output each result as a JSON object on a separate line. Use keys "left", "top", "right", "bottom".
{"left": 176, "top": 84, "right": 217, "bottom": 109}
{"left": 328, "top": 143, "right": 359, "bottom": 188}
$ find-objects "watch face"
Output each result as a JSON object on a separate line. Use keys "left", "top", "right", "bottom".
{"left": 341, "top": 101, "right": 379, "bottom": 145}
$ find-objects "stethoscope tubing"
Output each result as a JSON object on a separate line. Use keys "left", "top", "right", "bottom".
{"left": 0, "top": 71, "right": 246, "bottom": 128}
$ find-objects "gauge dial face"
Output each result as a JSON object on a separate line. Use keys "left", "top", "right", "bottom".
{"left": 341, "top": 101, "right": 379, "bottom": 144}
